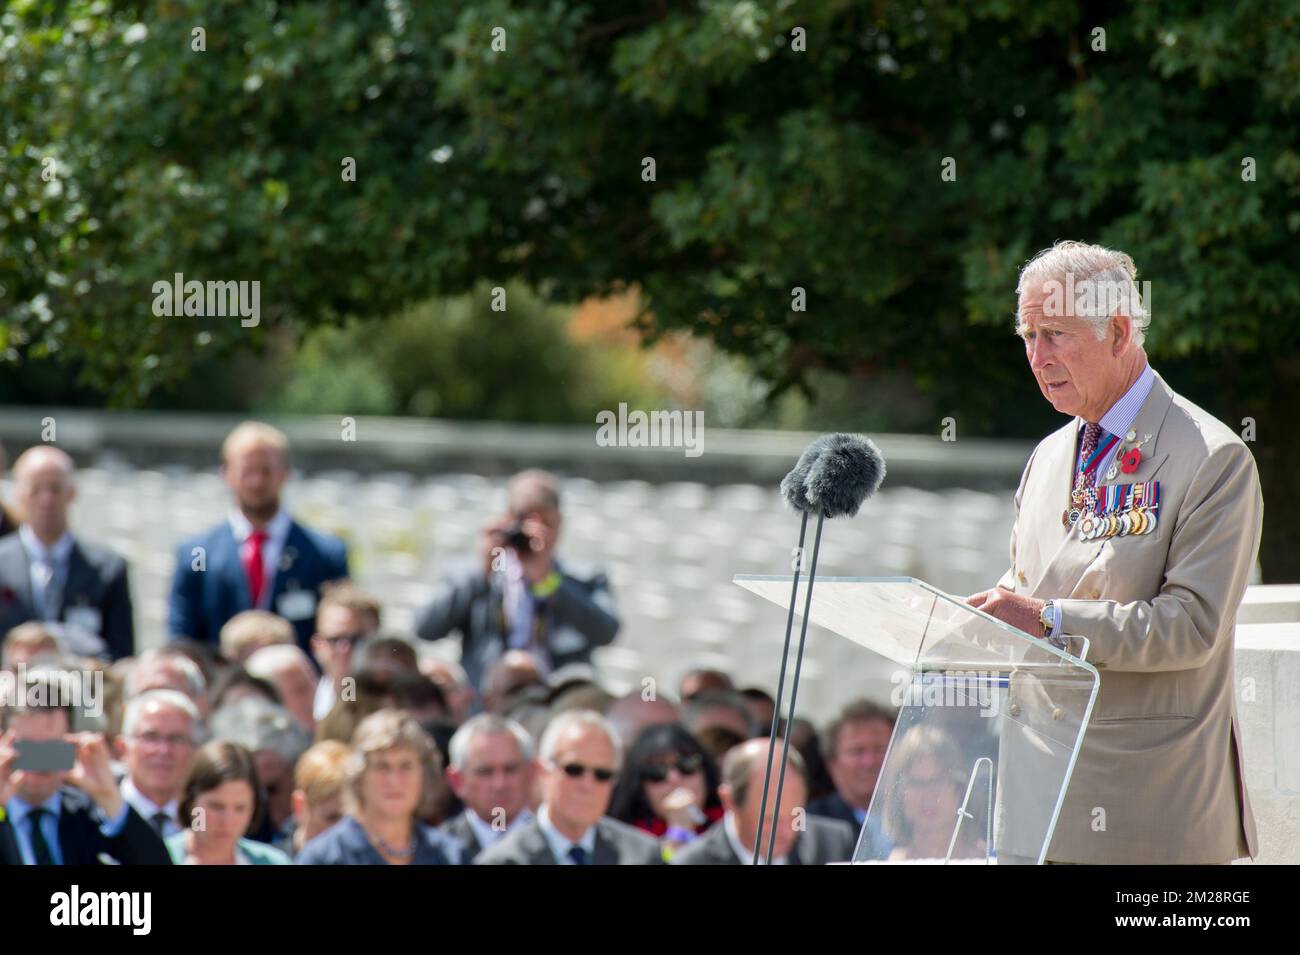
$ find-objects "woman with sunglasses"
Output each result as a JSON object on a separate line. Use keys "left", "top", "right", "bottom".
{"left": 608, "top": 724, "right": 723, "bottom": 859}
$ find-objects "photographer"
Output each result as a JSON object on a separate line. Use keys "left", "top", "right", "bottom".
{"left": 414, "top": 469, "right": 620, "bottom": 696}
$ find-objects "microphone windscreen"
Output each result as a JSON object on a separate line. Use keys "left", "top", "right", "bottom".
{"left": 803, "top": 434, "right": 886, "bottom": 518}
{"left": 780, "top": 439, "right": 823, "bottom": 512}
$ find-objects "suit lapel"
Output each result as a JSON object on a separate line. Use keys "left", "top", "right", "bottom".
{"left": 0, "top": 536, "right": 37, "bottom": 620}
{"left": 217, "top": 524, "right": 254, "bottom": 610}
{"left": 1030, "top": 372, "right": 1176, "bottom": 602}
{"left": 524, "top": 822, "right": 559, "bottom": 865}
{"left": 592, "top": 821, "right": 619, "bottom": 865}
{"left": 268, "top": 521, "right": 306, "bottom": 606}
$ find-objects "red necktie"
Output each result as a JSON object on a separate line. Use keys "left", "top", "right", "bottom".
{"left": 243, "top": 529, "right": 268, "bottom": 607}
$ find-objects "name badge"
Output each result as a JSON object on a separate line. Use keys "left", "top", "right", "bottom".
{"left": 551, "top": 628, "right": 585, "bottom": 654}
{"left": 276, "top": 589, "right": 317, "bottom": 621}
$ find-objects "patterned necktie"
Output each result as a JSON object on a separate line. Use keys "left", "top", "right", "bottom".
{"left": 567, "top": 844, "right": 589, "bottom": 865}
{"left": 28, "top": 808, "right": 56, "bottom": 866}
{"left": 1078, "top": 422, "right": 1105, "bottom": 490}
{"left": 243, "top": 529, "right": 268, "bottom": 607}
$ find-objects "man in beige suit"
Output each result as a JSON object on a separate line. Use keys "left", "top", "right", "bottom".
{"left": 968, "top": 240, "right": 1260, "bottom": 864}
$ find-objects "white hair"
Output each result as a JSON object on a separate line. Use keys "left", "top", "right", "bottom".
{"left": 448, "top": 714, "right": 535, "bottom": 771}
{"left": 1016, "top": 240, "right": 1150, "bottom": 346}
{"left": 245, "top": 643, "right": 315, "bottom": 680}
{"left": 128, "top": 648, "right": 206, "bottom": 700}
{"left": 538, "top": 709, "right": 621, "bottom": 769}
{"left": 122, "top": 688, "right": 203, "bottom": 743}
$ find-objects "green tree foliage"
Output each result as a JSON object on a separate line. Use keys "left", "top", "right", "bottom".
{"left": 3, "top": 0, "right": 1299, "bottom": 574}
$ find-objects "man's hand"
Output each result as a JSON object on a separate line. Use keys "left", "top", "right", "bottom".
{"left": 967, "top": 587, "right": 1048, "bottom": 638}
{"left": 479, "top": 516, "right": 514, "bottom": 577}
{"left": 515, "top": 514, "right": 557, "bottom": 585}
{"left": 66, "top": 732, "right": 123, "bottom": 819}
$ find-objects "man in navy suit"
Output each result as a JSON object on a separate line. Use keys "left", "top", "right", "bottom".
{"left": 168, "top": 422, "right": 349, "bottom": 655}
{"left": 1, "top": 677, "right": 170, "bottom": 865}
{"left": 0, "top": 447, "right": 135, "bottom": 661}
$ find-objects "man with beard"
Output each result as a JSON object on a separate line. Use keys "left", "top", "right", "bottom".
{"left": 168, "top": 422, "right": 350, "bottom": 654}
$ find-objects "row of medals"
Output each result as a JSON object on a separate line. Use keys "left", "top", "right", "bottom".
{"left": 1064, "top": 474, "right": 1158, "bottom": 541}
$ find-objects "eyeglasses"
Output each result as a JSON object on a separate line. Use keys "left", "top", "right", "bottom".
{"left": 319, "top": 633, "right": 364, "bottom": 648}
{"left": 132, "top": 732, "right": 195, "bottom": 750}
{"left": 641, "top": 754, "right": 704, "bottom": 783}
{"left": 557, "top": 762, "right": 616, "bottom": 783}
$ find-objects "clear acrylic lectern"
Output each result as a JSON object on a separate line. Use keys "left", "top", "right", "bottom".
{"left": 734, "top": 575, "right": 1100, "bottom": 865}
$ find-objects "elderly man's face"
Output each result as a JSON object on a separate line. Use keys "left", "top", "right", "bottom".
{"left": 449, "top": 731, "right": 534, "bottom": 824}
{"left": 1018, "top": 281, "right": 1136, "bottom": 422}
{"left": 541, "top": 727, "right": 617, "bottom": 834}
{"left": 727, "top": 761, "right": 807, "bottom": 861}
{"left": 122, "top": 703, "right": 197, "bottom": 805}
{"left": 269, "top": 661, "right": 318, "bottom": 733}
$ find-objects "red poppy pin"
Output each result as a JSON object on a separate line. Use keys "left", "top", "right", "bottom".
{"left": 1120, "top": 447, "right": 1142, "bottom": 474}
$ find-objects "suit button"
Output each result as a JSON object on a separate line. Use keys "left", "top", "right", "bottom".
{"left": 1017, "top": 571, "right": 1028, "bottom": 585}
{"left": 1009, "top": 703, "right": 1021, "bottom": 717}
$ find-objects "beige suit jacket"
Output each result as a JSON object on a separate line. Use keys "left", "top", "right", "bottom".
{"left": 997, "top": 369, "right": 1260, "bottom": 864}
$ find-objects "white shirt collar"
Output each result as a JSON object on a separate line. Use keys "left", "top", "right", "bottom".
{"left": 723, "top": 811, "right": 788, "bottom": 865}
{"left": 19, "top": 524, "right": 74, "bottom": 564}
{"left": 464, "top": 806, "right": 532, "bottom": 850}
{"left": 120, "top": 776, "right": 179, "bottom": 822}
{"left": 537, "top": 805, "right": 597, "bottom": 863}
{"left": 228, "top": 507, "right": 291, "bottom": 545}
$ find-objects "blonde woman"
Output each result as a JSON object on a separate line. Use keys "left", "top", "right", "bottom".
{"left": 295, "top": 709, "right": 464, "bottom": 865}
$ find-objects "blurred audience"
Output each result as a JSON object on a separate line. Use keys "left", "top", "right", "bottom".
{"left": 672, "top": 738, "right": 856, "bottom": 866}
{"left": 296, "top": 710, "right": 462, "bottom": 865}
{"left": 168, "top": 421, "right": 349, "bottom": 651}
{"left": 310, "top": 582, "right": 380, "bottom": 721}
{"left": 246, "top": 644, "right": 319, "bottom": 733}
{"left": 415, "top": 469, "right": 620, "bottom": 693}
{"left": 807, "top": 699, "right": 894, "bottom": 856}
{"left": 883, "top": 726, "right": 984, "bottom": 862}
{"left": 210, "top": 696, "right": 311, "bottom": 846}
{"left": 2, "top": 621, "right": 60, "bottom": 672}
{"left": 1, "top": 671, "right": 168, "bottom": 865}
{"left": 169, "top": 740, "right": 291, "bottom": 864}
{"left": 420, "top": 656, "right": 475, "bottom": 724}
{"left": 679, "top": 667, "right": 733, "bottom": 702}
{"left": 127, "top": 647, "right": 209, "bottom": 720}
{"left": 282, "top": 740, "right": 351, "bottom": 855}
{"left": 605, "top": 689, "right": 679, "bottom": 750}
{"left": 440, "top": 714, "right": 537, "bottom": 861}
{"left": 682, "top": 690, "right": 757, "bottom": 741}
{"left": 116, "top": 689, "right": 203, "bottom": 841}
{"left": 0, "top": 447, "right": 134, "bottom": 660}
{"left": 220, "top": 610, "right": 294, "bottom": 666}
{"left": 608, "top": 724, "right": 722, "bottom": 860}
{"left": 476, "top": 710, "right": 661, "bottom": 865}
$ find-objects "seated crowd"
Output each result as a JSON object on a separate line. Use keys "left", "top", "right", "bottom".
{"left": 0, "top": 423, "right": 902, "bottom": 865}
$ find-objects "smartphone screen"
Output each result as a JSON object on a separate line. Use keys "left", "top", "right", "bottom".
{"left": 14, "top": 739, "right": 77, "bottom": 773}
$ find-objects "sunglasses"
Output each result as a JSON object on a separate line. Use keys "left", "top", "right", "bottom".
{"left": 558, "top": 762, "right": 616, "bottom": 783}
{"left": 642, "top": 754, "right": 704, "bottom": 783}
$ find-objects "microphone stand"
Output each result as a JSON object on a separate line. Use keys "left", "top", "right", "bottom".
{"left": 752, "top": 509, "right": 808, "bottom": 865}
{"left": 756, "top": 509, "right": 825, "bottom": 864}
